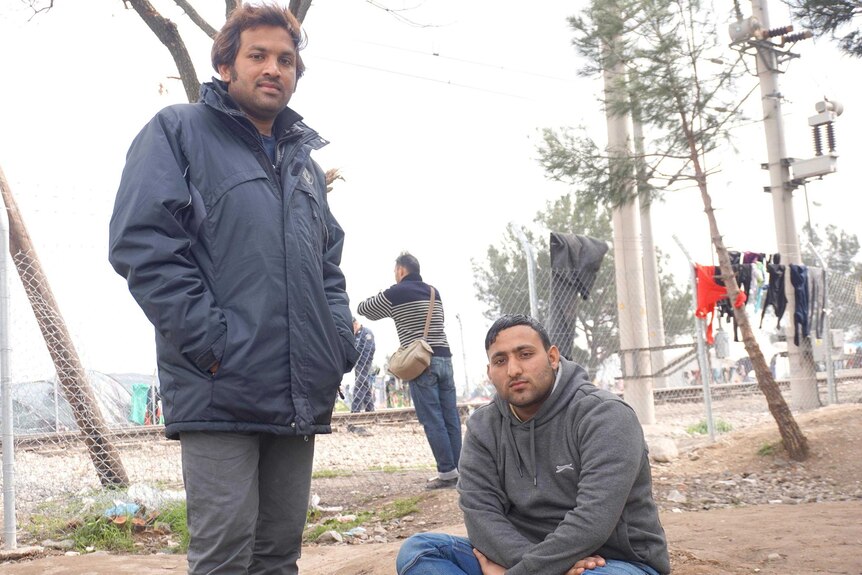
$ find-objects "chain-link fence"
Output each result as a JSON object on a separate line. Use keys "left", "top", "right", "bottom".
{"left": 2, "top": 245, "right": 861, "bottom": 549}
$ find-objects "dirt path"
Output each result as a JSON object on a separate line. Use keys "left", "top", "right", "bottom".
{"left": 4, "top": 404, "right": 861, "bottom": 574}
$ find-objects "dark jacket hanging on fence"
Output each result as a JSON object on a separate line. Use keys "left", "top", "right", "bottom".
{"left": 790, "top": 264, "right": 810, "bottom": 346}
{"left": 547, "top": 233, "right": 609, "bottom": 359}
{"left": 760, "top": 253, "right": 787, "bottom": 329}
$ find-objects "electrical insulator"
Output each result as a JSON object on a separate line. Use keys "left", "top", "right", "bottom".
{"left": 826, "top": 123, "right": 837, "bottom": 152}
{"left": 812, "top": 127, "right": 823, "bottom": 156}
{"left": 762, "top": 25, "right": 793, "bottom": 39}
{"left": 781, "top": 31, "right": 814, "bottom": 44}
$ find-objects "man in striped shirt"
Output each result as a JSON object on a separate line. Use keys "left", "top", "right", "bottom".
{"left": 357, "top": 252, "right": 462, "bottom": 489}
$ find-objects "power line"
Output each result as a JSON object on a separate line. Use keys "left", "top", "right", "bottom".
{"left": 354, "top": 39, "right": 578, "bottom": 82}
{"left": 314, "top": 55, "right": 531, "bottom": 100}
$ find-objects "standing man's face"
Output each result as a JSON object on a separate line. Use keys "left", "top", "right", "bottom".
{"left": 486, "top": 326, "right": 560, "bottom": 421}
{"left": 218, "top": 25, "right": 297, "bottom": 135}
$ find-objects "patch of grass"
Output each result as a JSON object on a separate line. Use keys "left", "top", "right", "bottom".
{"left": 686, "top": 419, "right": 733, "bottom": 435}
{"left": 304, "top": 511, "right": 374, "bottom": 542}
{"left": 24, "top": 498, "right": 89, "bottom": 541}
{"left": 158, "top": 501, "right": 190, "bottom": 552}
{"left": 304, "top": 496, "right": 422, "bottom": 542}
{"left": 378, "top": 496, "right": 421, "bottom": 521}
{"left": 312, "top": 469, "right": 353, "bottom": 479}
{"left": 757, "top": 442, "right": 777, "bottom": 456}
{"left": 72, "top": 516, "right": 136, "bottom": 552}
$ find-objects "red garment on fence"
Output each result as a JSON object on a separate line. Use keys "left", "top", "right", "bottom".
{"left": 695, "top": 265, "right": 746, "bottom": 344}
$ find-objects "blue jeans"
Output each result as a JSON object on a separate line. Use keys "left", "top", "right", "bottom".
{"left": 408, "top": 356, "right": 462, "bottom": 474}
{"left": 396, "top": 534, "right": 661, "bottom": 575}
{"left": 351, "top": 373, "right": 375, "bottom": 412}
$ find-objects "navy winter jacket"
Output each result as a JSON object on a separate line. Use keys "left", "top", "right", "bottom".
{"left": 109, "top": 80, "right": 358, "bottom": 439}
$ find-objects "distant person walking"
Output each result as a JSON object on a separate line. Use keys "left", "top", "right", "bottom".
{"left": 358, "top": 252, "right": 462, "bottom": 489}
{"left": 352, "top": 318, "right": 377, "bottom": 412}
{"left": 108, "top": 4, "right": 357, "bottom": 573}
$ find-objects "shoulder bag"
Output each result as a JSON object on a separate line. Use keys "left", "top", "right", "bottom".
{"left": 387, "top": 287, "right": 435, "bottom": 381}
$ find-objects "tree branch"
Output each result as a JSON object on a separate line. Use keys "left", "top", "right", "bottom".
{"left": 124, "top": 0, "right": 200, "bottom": 102}
{"left": 173, "top": 0, "right": 217, "bottom": 38}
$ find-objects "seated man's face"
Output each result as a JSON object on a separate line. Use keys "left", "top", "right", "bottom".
{"left": 486, "top": 326, "right": 559, "bottom": 420}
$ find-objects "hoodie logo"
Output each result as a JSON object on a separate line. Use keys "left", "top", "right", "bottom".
{"left": 555, "top": 463, "right": 574, "bottom": 474}
{"left": 302, "top": 168, "right": 313, "bottom": 186}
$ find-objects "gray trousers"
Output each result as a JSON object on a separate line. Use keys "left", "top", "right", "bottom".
{"left": 180, "top": 431, "right": 315, "bottom": 575}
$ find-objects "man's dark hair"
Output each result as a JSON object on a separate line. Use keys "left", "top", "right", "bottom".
{"left": 485, "top": 314, "right": 552, "bottom": 351}
{"left": 211, "top": 2, "right": 306, "bottom": 79}
{"left": 395, "top": 252, "right": 421, "bottom": 275}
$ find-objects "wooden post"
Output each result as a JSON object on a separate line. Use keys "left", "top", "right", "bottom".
{"left": 0, "top": 164, "right": 129, "bottom": 487}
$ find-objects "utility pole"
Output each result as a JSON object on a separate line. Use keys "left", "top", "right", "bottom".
{"left": 602, "top": 29, "right": 655, "bottom": 424}
{"left": 632, "top": 108, "right": 668, "bottom": 389}
{"left": 748, "top": 0, "right": 819, "bottom": 409}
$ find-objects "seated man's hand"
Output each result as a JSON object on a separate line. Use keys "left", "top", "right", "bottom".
{"left": 472, "top": 549, "right": 506, "bottom": 575}
{"left": 565, "top": 554, "right": 606, "bottom": 575}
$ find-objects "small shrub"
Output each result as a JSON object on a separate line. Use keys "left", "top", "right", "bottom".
{"left": 686, "top": 419, "right": 733, "bottom": 435}
{"left": 757, "top": 442, "right": 777, "bottom": 456}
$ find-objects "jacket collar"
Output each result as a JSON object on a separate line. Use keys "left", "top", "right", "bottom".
{"left": 200, "top": 78, "right": 305, "bottom": 138}
{"left": 401, "top": 272, "right": 424, "bottom": 283}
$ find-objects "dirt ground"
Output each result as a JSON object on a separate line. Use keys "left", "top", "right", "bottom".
{"left": 3, "top": 403, "right": 862, "bottom": 575}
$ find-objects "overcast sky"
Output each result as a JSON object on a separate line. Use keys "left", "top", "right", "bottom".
{"left": 1, "top": 0, "right": 859, "bottom": 388}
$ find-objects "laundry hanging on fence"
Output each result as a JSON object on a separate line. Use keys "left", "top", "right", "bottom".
{"left": 789, "top": 264, "right": 810, "bottom": 346}
{"left": 759, "top": 253, "right": 787, "bottom": 329}
{"left": 694, "top": 264, "right": 746, "bottom": 345}
{"left": 547, "top": 232, "right": 609, "bottom": 360}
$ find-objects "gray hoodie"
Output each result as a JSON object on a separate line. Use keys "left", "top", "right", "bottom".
{"left": 458, "top": 358, "right": 670, "bottom": 575}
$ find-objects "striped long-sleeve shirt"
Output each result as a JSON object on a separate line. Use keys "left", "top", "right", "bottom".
{"left": 357, "top": 273, "right": 451, "bottom": 357}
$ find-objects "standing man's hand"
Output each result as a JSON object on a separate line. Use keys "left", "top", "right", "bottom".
{"left": 473, "top": 549, "right": 507, "bottom": 575}
{"left": 565, "top": 555, "right": 605, "bottom": 574}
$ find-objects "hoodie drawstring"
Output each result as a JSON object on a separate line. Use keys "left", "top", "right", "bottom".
{"left": 501, "top": 415, "right": 538, "bottom": 487}
{"left": 529, "top": 418, "right": 537, "bottom": 486}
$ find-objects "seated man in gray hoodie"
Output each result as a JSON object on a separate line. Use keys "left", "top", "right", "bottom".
{"left": 396, "top": 314, "right": 670, "bottom": 575}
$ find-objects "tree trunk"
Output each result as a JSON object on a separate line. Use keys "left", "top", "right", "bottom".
{"left": 225, "top": 0, "right": 240, "bottom": 19}
{"left": 0, "top": 165, "right": 130, "bottom": 486}
{"left": 126, "top": 0, "right": 201, "bottom": 102}
{"left": 684, "top": 136, "right": 810, "bottom": 461}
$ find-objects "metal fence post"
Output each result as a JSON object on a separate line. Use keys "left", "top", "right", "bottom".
{"left": 513, "top": 225, "right": 539, "bottom": 320}
{"left": 807, "top": 243, "right": 837, "bottom": 404}
{"left": 1, "top": 199, "right": 17, "bottom": 550}
{"left": 673, "top": 236, "right": 715, "bottom": 441}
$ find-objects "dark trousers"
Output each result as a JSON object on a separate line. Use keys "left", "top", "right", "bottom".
{"left": 180, "top": 431, "right": 315, "bottom": 575}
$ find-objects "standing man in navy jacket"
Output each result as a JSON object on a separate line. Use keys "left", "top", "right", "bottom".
{"left": 351, "top": 317, "right": 377, "bottom": 412}
{"left": 358, "top": 252, "right": 462, "bottom": 489}
{"left": 108, "top": 4, "right": 357, "bottom": 573}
